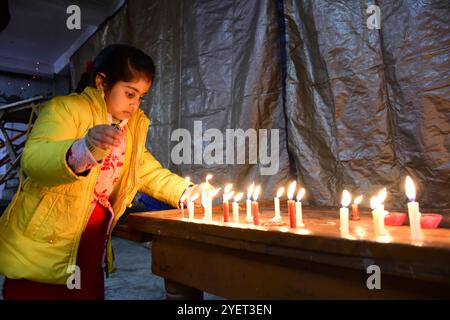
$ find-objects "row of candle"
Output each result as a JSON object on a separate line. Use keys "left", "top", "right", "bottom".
{"left": 181, "top": 175, "right": 424, "bottom": 242}
{"left": 339, "top": 176, "right": 422, "bottom": 241}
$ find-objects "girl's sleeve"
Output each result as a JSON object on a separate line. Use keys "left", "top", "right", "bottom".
{"left": 137, "top": 149, "right": 192, "bottom": 208}
{"left": 21, "top": 96, "right": 92, "bottom": 186}
{"left": 66, "top": 136, "right": 99, "bottom": 175}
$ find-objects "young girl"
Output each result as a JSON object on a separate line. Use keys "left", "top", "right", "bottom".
{"left": 0, "top": 44, "right": 201, "bottom": 300}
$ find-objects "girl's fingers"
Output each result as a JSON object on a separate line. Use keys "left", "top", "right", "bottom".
{"left": 88, "top": 126, "right": 122, "bottom": 148}
{"left": 93, "top": 128, "right": 121, "bottom": 141}
{"left": 89, "top": 134, "right": 118, "bottom": 149}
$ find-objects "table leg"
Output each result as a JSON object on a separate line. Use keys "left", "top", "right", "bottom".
{"left": 164, "top": 278, "right": 203, "bottom": 300}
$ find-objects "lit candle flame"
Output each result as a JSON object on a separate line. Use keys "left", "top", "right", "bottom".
{"left": 208, "top": 187, "right": 221, "bottom": 199}
{"left": 234, "top": 192, "right": 244, "bottom": 202}
{"left": 201, "top": 184, "right": 207, "bottom": 208}
{"left": 405, "top": 176, "right": 416, "bottom": 202}
{"left": 353, "top": 195, "right": 363, "bottom": 205}
{"left": 224, "top": 184, "right": 233, "bottom": 194}
{"left": 205, "top": 174, "right": 213, "bottom": 184}
{"left": 190, "top": 193, "right": 199, "bottom": 202}
{"left": 370, "top": 196, "right": 379, "bottom": 210}
{"left": 276, "top": 187, "right": 285, "bottom": 198}
{"left": 224, "top": 191, "right": 235, "bottom": 202}
{"left": 377, "top": 188, "right": 387, "bottom": 204}
{"left": 287, "top": 181, "right": 297, "bottom": 200}
{"left": 185, "top": 176, "right": 190, "bottom": 185}
{"left": 341, "top": 190, "right": 351, "bottom": 208}
{"left": 253, "top": 185, "right": 261, "bottom": 201}
{"left": 247, "top": 182, "right": 255, "bottom": 199}
{"left": 296, "top": 188, "right": 305, "bottom": 201}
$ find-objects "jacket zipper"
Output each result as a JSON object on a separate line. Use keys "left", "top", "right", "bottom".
{"left": 68, "top": 166, "right": 100, "bottom": 270}
{"left": 104, "top": 115, "right": 145, "bottom": 275}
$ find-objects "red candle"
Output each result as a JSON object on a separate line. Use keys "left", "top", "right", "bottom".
{"left": 252, "top": 201, "right": 259, "bottom": 225}
{"left": 351, "top": 204, "right": 360, "bottom": 221}
{"left": 351, "top": 195, "right": 363, "bottom": 221}
{"left": 223, "top": 201, "right": 230, "bottom": 222}
{"left": 222, "top": 184, "right": 233, "bottom": 223}
{"left": 288, "top": 199, "right": 296, "bottom": 228}
{"left": 251, "top": 185, "right": 261, "bottom": 226}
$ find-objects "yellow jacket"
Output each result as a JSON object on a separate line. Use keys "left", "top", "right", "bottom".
{"left": 0, "top": 87, "right": 186, "bottom": 284}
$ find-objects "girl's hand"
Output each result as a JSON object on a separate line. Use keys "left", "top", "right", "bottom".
{"left": 182, "top": 183, "right": 214, "bottom": 207}
{"left": 87, "top": 125, "right": 124, "bottom": 150}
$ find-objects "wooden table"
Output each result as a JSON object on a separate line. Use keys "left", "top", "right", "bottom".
{"left": 126, "top": 204, "right": 450, "bottom": 299}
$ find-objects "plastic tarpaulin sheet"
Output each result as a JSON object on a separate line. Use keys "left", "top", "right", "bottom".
{"left": 71, "top": 0, "right": 449, "bottom": 209}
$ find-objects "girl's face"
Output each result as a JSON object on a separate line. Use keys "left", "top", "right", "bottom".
{"left": 97, "top": 75, "right": 152, "bottom": 120}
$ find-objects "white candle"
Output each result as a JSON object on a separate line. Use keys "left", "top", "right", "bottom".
{"left": 274, "top": 197, "right": 280, "bottom": 217}
{"left": 340, "top": 190, "right": 351, "bottom": 236}
{"left": 185, "top": 176, "right": 190, "bottom": 191}
{"left": 378, "top": 204, "right": 386, "bottom": 235}
{"left": 376, "top": 188, "right": 387, "bottom": 236}
{"left": 180, "top": 194, "right": 186, "bottom": 218}
{"left": 296, "top": 188, "right": 305, "bottom": 227}
{"left": 188, "top": 194, "right": 198, "bottom": 220}
{"left": 370, "top": 196, "right": 381, "bottom": 237}
{"left": 232, "top": 192, "right": 243, "bottom": 223}
{"left": 208, "top": 200, "right": 212, "bottom": 220}
{"left": 188, "top": 201, "right": 195, "bottom": 219}
{"left": 202, "top": 174, "right": 213, "bottom": 220}
{"left": 232, "top": 202, "right": 239, "bottom": 223}
{"left": 202, "top": 188, "right": 208, "bottom": 219}
{"left": 245, "top": 182, "right": 255, "bottom": 223}
{"left": 206, "top": 188, "right": 221, "bottom": 221}
{"left": 272, "top": 187, "right": 284, "bottom": 221}
{"left": 405, "top": 176, "right": 422, "bottom": 241}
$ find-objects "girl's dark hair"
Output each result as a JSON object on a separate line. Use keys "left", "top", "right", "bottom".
{"left": 75, "top": 44, "right": 155, "bottom": 93}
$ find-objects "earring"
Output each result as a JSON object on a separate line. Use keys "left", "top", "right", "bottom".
{"left": 98, "top": 87, "right": 105, "bottom": 99}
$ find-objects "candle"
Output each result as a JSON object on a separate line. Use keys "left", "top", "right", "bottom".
{"left": 223, "top": 184, "right": 233, "bottom": 202}
{"left": 207, "top": 188, "right": 221, "bottom": 221}
{"left": 205, "top": 174, "right": 213, "bottom": 186}
{"left": 223, "top": 184, "right": 233, "bottom": 222}
{"left": 201, "top": 184, "right": 208, "bottom": 220}
{"left": 188, "top": 194, "right": 199, "bottom": 220}
{"left": 296, "top": 188, "right": 305, "bottom": 227}
{"left": 340, "top": 190, "right": 351, "bottom": 236}
{"left": 252, "top": 185, "right": 261, "bottom": 225}
{"left": 287, "top": 181, "right": 297, "bottom": 228}
{"left": 223, "top": 201, "right": 229, "bottom": 222}
{"left": 405, "top": 176, "right": 422, "bottom": 241}
{"left": 370, "top": 196, "right": 380, "bottom": 236}
{"left": 185, "top": 176, "right": 190, "bottom": 191}
{"left": 245, "top": 182, "right": 255, "bottom": 223}
{"left": 351, "top": 195, "right": 363, "bottom": 221}
{"left": 222, "top": 184, "right": 234, "bottom": 223}
{"left": 202, "top": 174, "right": 212, "bottom": 220}
{"left": 376, "top": 188, "right": 387, "bottom": 236}
{"left": 232, "top": 192, "right": 243, "bottom": 223}
{"left": 180, "top": 194, "right": 187, "bottom": 218}
{"left": 271, "top": 187, "right": 284, "bottom": 222}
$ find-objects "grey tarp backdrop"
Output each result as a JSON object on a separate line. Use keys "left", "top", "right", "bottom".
{"left": 70, "top": 0, "right": 450, "bottom": 209}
